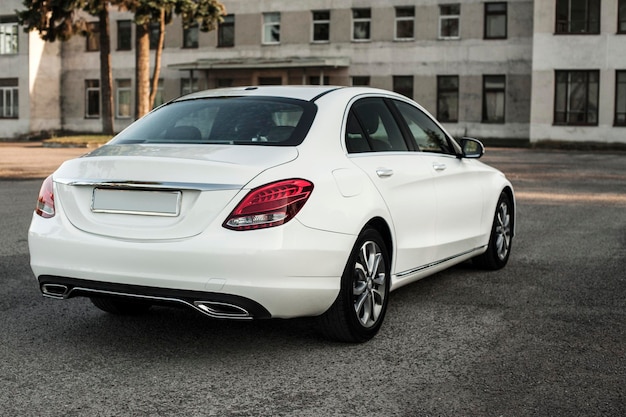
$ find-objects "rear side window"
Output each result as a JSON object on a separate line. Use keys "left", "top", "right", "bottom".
{"left": 345, "top": 98, "right": 408, "bottom": 153}
{"left": 393, "top": 100, "right": 453, "bottom": 154}
{"left": 112, "top": 97, "right": 317, "bottom": 146}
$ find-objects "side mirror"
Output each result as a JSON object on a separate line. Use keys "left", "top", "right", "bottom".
{"left": 460, "top": 137, "right": 484, "bottom": 159}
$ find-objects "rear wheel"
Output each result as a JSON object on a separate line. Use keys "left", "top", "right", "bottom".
{"left": 90, "top": 296, "right": 152, "bottom": 315}
{"left": 474, "top": 192, "right": 513, "bottom": 270}
{"left": 319, "top": 228, "right": 390, "bottom": 343}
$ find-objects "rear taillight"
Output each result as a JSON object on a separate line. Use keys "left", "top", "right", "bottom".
{"left": 35, "top": 175, "right": 55, "bottom": 218}
{"left": 223, "top": 179, "right": 314, "bottom": 230}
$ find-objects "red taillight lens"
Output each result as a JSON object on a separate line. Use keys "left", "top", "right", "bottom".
{"left": 35, "top": 175, "right": 55, "bottom": 218}
{"left": 223, "top": 179, "right": 314, "bottom": 230}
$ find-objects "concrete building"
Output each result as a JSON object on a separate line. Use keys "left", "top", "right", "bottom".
{"left": 1, "top": 0, "right": 624, "bottom": 147}
{"left": 0, "top": 0, "right": 62, "bottom": 139}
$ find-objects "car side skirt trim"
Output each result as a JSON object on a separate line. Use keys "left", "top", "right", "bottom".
{"left": 395, "top": 246, "right": 487, "bottom": 278}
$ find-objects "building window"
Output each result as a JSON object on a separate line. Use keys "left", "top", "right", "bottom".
{"left": 117, "top": 20, "right": 132, "bottom": 50}
{"left": 183, "top": 23, "right": 199, "bottom": 48}
{"left": 85, "top": 80, "right": 100, "bottom": 118}
{"left": 352, "top": 8, "right": 371, "bottom": 41}
{"left": 258, "top": 77, "right": 282, "bottom": 85}
{"left": 483, "top": 75, "right": 506, "bottom": 123}
{"left": 309, "top": 76, "right": 330, "bottom": 85}
{"left": 149, "top": 22, "right": 160, "bottom": 49}
{"left": 86, "top": 22, "right": 100, "bottom": 52}
{"left": 615, "top": 71, "right": 626, "bottom": 125}
{"left": 619, "top": 0, "right": 626, "bottom": 33}
{"left": 485, "top": 2, "right": 507, "bottom": 39}
{"left": 263, "top": 12, "right": 280, "bottom": 44}
{"left": 437, "top": 76, "right": 459, "bottom": 123}
{"left": 217, "top": 79, "right": 233, "bottom": 88}
{"left": 439, "top": 4, "right": 460, "bottom": 39}
{"left": 554, "top": 70, "right": 599, "bottom": 125}
{"left": 0, "top": 19, "right": 18, "bottom": 54}
{"left": 181, "top": 78, "right": 199, "bottom": 95}
{"left": 555, "top": 0, "right": 600, "bottom": 34}
{"left": 393, "top": 76, "right": 413, "bottom": 99}
{"left": 395, "top": 7, "right": 415, "bottom": 40}
{"left": 0, "top": 78, "right": 18, "bottom": 118}
{"left": 115, "top": 79, "right": 131, "bottom": 119}
{"left": 352, "top": 76, "right": 370, "bottom": 86}
{"left": 153, "top": 79, "right": 164, "bottom": 107}
{"left": 218, "top": 14, "right": 234, "bottom": 47}
{"left": 312, "top": 10, "right": 330, "bottom": 42}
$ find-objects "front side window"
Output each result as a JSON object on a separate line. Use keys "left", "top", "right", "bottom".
{"left": 393, "top": 76, "right": 413, "bottom": 99}
{"left": 554, "top": 70, "right": 599, "bottom": 125}
{"left": 116, "top": 79, "right": 131, "bottom": 119}
{"left": 485, "top": 2, "right": 507, "bottom": 39}
{"left": 555, "top": 0, "right": 600, "bottom": 34}
{"left": 393, "top": 100, "right": 453, "bottom": 154}
{"left": 111, "top": 97, "right": 317, "bottom": 146}
{"left": 395, "top": 6, "right": 415, "bottom": 40}
{"left": 346, "top": 98, "right": 408, "bottom": 153}
{"left": 263, "top": 12, "right": 280, "bottom": 44}
{"left": 615, "top": 71, "right": 626, "bottom": 125}
{"left": 312, "top": 10, "right": 330, "bottom": 42}
{"left": 483, "top": 75, "right": 506, "bottom": 123}
{"left": 85, "top": 80, "right": 100, "bottom": 118}
{"left": 86, "top": 22, "right": 100, "bottom": 52}
{"left": 437, "top": 75, "right": 459, "bottom": 123}
{"left": 0, "top": 78, "right": 18, "bottom": 118}
{"left": 117, "top": 20, "right": 132, "bottom": 51}
{"left": 218, "top": 14, "right": 234, "bottom": 47}
{"left": 0, "top": 19, "right": 19, "bottom": 54}
{"left": 183, "top": 23, "right": 199, "bottom": 48}
{"left": 352, "top": 8, "right": 371, "bottom": 41}
{"left": 439, "top": 4, "right": 460, "bottom": 39}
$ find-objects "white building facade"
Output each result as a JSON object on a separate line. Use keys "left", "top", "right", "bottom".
{"left": 1, "top": 0, "right": 625, "bottom": 147}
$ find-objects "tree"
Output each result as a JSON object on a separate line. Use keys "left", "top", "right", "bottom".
{"left": 128, "top": 0, "right": 225, "bottom": 118}
{"left": 18, "top": 0, "right": 115, "bottom": 135}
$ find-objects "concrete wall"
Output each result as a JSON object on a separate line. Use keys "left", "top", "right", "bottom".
{"left": 530, "top": 0, "right": 626, "bottom": 145}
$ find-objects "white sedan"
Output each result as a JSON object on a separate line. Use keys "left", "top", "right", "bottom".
{"left": 28, "top": 86, "right": 514, "bottom": 342}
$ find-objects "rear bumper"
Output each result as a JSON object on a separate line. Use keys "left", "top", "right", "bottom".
{"left": 29, "top": 212, "right": 354, "bottom": 319}
{"left": 38, "top": 275, "right": 272, "bottom": 319}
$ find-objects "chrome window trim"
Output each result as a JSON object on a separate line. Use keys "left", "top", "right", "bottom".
{"left": 55, "top": 178, "right": 242, "bottom": 192}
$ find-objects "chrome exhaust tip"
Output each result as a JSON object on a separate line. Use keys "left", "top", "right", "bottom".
{"left": 41, "top": 283, "right": 70, "bottom": 299}
{"left": 193, "top": 301, "right": 252, "bottom": 320}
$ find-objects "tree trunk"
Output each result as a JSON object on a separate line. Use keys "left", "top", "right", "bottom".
{"left": 149, "top": 8, "right": 166, "bottom": 108}
{"left": 98, "top": 5, "right": 114, "bottom": 135}
{"left": 135, "top": 22, "right": 151, "bottom": 119}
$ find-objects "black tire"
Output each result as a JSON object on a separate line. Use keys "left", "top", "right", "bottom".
{"left": 319, "top": 228, "right": 390, "bottom": 343}
{"left": 474, "top": 191, "right": 513, "bottom": 270}
{"left": 90, "top": 296, "right": 152, "bottom": 315}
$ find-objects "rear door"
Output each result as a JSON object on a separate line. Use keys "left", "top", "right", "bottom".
{"left": 345, "top": 97, "right": 439, "bottom": 275}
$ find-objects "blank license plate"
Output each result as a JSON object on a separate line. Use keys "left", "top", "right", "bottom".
{"left": 92, "top": 188, "right": 181, "bottom": 216}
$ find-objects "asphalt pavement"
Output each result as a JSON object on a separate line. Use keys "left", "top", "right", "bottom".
{"left": 0, "top": 145, "right": 624, "bottom": 416}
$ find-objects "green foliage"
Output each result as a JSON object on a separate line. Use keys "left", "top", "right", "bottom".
{"left": 17, "top": 0, "right": 86, "bottom": 41}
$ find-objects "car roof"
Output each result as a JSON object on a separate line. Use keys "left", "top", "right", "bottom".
{"left": 175, "top": 85, "right": 344, "bottom": 102}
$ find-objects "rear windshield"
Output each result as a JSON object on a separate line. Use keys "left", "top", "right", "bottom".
{"left": 111, "top": 96, "right": 317, "bottom": 146}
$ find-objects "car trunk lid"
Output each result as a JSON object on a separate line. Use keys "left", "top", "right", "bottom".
{"left": 53, "top": 144, "right": 298, "bottom": 240}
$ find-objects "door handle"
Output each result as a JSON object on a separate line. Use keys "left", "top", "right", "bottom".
{"left": 376, "top": 168, "right": 394, "bottom": 178}
{"left": 432, "top": 163, "right": 447, "bottom": 172}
